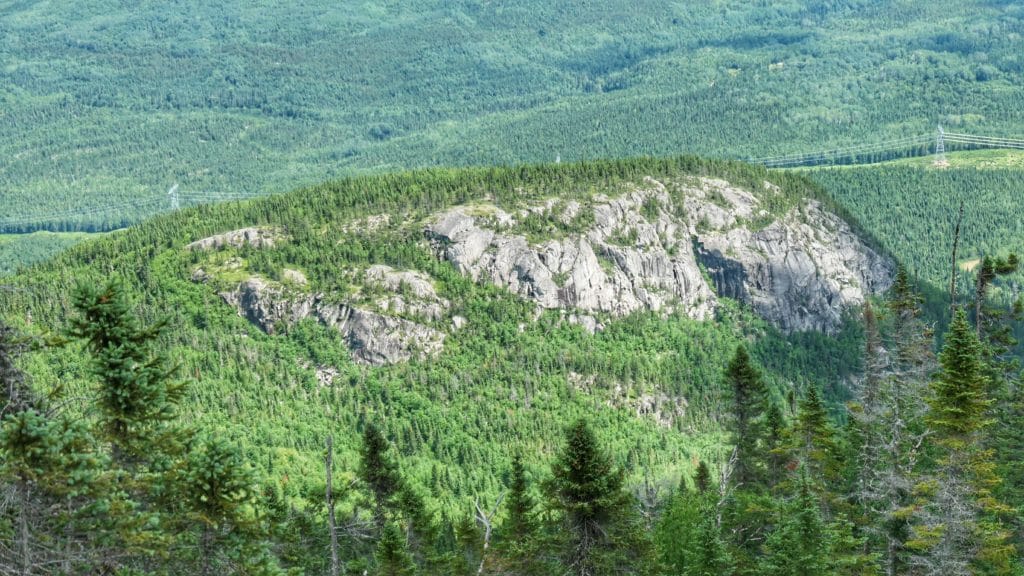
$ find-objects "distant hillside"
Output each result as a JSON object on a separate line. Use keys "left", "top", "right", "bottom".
{"left": 809, "top": 150, "right": 1024, "bottom": 299}
{"left": 2, "top": 0, "right": 1024, "bottom": 231}
{"left": 0, "top": 157, "right": 874, "bottom": 508}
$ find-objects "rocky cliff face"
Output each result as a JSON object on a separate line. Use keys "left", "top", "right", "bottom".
{"left": 219, "top": 276, "right": 445, "bottom": 365}
{"left": 193, "top": 176, "right": 892, "bottom": 367}
{"left": 426, "top": 176, "right": 892, "bottom": 333}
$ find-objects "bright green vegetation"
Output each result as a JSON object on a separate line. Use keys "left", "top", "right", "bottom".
{"left": 0, "top": 232, "right": 93, "bottom": 276}
{"left": 3, "top": 0, "right": 1024, "bottom": 232}
{"left": 0, "top": 158, "right": 860, "bottom": 510}
{"left": 5, "top": 264, "right": 1022, "bottom": 574}
{"left": 809, "top": 158, "right": 1024, "bottom": 297}
{"left": 0, "top": 159, "right": 880, "bottom": 574}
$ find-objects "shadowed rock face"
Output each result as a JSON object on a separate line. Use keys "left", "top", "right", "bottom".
{"left": 426, "top": 176, "right": 892, "bottom": 334}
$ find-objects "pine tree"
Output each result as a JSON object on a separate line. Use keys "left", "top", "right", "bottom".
{"left": 726, "top": 345, "right": 769, "bottom": 488}
{"left": 545, "top": 419, "right": 652, "bottom": 576}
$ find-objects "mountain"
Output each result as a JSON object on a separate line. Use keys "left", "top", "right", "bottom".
{"left": 0, "top": 157, "right": 877, "bottom": 510}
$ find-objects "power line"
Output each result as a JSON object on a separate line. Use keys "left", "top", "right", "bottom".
{"left": 3, "top": 130, "right": 1023, "bottom": 229}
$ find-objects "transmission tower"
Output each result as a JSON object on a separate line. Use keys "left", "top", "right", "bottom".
{"left": 934, "top": 125, "right": 948, "bottom": 167}
{"left": 168, "top": 183, "right": 180, "bottom": 210}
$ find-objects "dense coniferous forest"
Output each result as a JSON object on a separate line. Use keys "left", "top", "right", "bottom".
{"left": 2, "top": 0, "right": 1024, "bottom": 232}
{"left": 2, "top": 157, "right": 1023, "bottom": 573}
{"left": 4, "top": 2, "right": 1024, "bottom": 574}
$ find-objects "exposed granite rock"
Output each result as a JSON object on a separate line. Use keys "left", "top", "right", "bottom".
{"left": 690, "top": 184, "right": 893, "bottom": 332}
{"left": 187, "top": 227, "right": 284, "bottom": 251}
{"left": 364, "top": 265, "right": 449, "bottom": 321}
{"left": 426, "top": 187, "right": 717, "bottom": 323}
{"left": 219, "top": 277, "right": 444, "bottom": 365}
{"left": 426, "top": 176, "right": 892, "bottom": 334}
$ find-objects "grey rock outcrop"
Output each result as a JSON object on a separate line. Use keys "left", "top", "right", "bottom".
{"left": 426, "top": 188, "right": 717, "bottom": 326}
{"left": 220, "top": 277, "right": 444, "bottom": 365}
{"left": 187, "top": 227, "right": 284, "bottom": 251}
{"left": 426, "top": 176, "right": 892, "bottom": 334}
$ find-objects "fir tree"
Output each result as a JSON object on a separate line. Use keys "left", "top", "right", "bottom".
{"left": 762, "top": 474, "right": 829, "bottom": 576}
{"left": 910, "top": 309, "right": 1015, "bottom": 575}
{"left": 70, "top": 280, "right": 185, "bottom": 459}
{"left": 694, "top": 461, "right": 712, "bottom": 495}
{"left": 792, "top": 385, "right": 838, "bottom": 488}
{"left": 726, "top": 345, "right": 769, "bottom": 488}
{"left": 361, "top": 422, "right": 404, "bottom": 528}
{"left": 376, "top": 522, "right": 418, "bottom": 576}
{"left": 545, "top": 419, "right": 651, "bottom": 576}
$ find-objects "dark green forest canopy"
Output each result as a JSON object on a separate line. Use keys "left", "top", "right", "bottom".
{"left": 0, "top": 157, "right": 866, "bottom": 510}
{"left": 2, "top": 0, "right": 1024, "bottom": 231}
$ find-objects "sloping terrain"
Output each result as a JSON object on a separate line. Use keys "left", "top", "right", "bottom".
{"left": 0, "top": 157, "right": 880, "bottom": 505}
{"left": 2, "top": 0, "right": 1023, "bottom": 232}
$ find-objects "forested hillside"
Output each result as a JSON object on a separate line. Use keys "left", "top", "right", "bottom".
{"left": 3, "top": 0, "right": 1024, "bottom": 232}
{"left": 810, "top": 151, "right": 1024, "bottom": 299}
{"left": 3, "top": 157, "right": 1022, "bottom": 574}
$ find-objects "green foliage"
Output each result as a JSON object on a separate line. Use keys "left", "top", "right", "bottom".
{"left": 4, "top": 1, "right": 1024, "bottom": 242}
{"left": 930, "top": 309, "right": 991, "bottom": 439}
{"left": 762, "top": 475, "right": 829, "bottom": 576}
{"left": 545, "top": 419, "right": 653, "bottom": 576}
{"left": 811, "top": 164, "right": 1024, "bottom": 295}
{"left": 69, "top": 280, "right": 186, "bottom": 454}
{"left": 726, "top": 345, "right": 769, "bottom": 487}
{"left": 0, "top": 232, "right": 92, "bottom": 277}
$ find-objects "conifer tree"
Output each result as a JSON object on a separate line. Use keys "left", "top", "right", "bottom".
{"left": 910, "top": 309, "right": 1015, "bottom": 575}
{"left": 376, "top": 522, "right": 418, "bottom": 576}
{"left": 496, "top": 454, "right": 547, "bottom": 574}
{"left": 361, "top": 422, "right": 404, "bottom": 528}
{"left": 762, "top": 474, "right": 830, "bottom": 576}
{"left": 726, "top": 346, "right": 769, "bottom": 488}
{"left": 792, "top": 385, "right": 838, "bottom": 488}
{"left": 70, "top": 280, "right": 185, "bottom": 459}
{"left": 848, "top": 270, "right": 933, "bottom": 576}
{"left": 545, "top": 419, "right": 651, "bottom": 576}
{"left": 694, "top": 461, "right": 712, "bottom": 495}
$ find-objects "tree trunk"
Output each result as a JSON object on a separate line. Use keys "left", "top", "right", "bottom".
{"left": 18, "top": 482, "right": 30, "bottom": 576}
{"left": 326, "top": 435, "right": 340, "bottom": 576}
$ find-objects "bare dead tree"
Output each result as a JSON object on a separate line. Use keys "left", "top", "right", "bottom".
{"left": 716, "top": 446, "right": 739, "bottom": 531}
{"left": 325, "top": 435, "right": 340, "bottom": 576}
{"left": 473, "top": 491, "right": 506, "bottom": 575}
{"left": 949, "top": 200, "right": 965, "bottom": 313}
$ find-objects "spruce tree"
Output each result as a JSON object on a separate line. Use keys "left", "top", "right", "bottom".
{"left": 70, "top": 280, "right": 185, "bottom": 459}
{"left": 545, "top": 419, "right": 651, "bottom": 576}
{"left": 361, "top": 422, "right": 404, "bottom": 528}
{"left": 496, "top": 454, "right": 547, "bottom": 574}
{"left": 910, "top": 309, "right": 1015, "bottom": 575}
{"left": 376, "top": 522, "right": 418, "bottom": 576}
{"left": 726, "top": 345, "right": 769, "bottom": 488}
{"left": 792, "top": 385, "right": 838, "bottom": 488}
{"left": 762, "top": 474, "right": 829, "bottom": 576}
